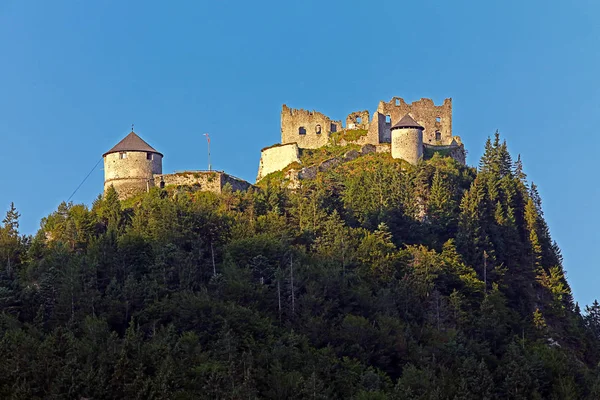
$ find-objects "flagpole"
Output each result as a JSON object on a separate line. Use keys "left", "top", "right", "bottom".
{"left": 204, "top": 133, "right": 211, "bottom": 171}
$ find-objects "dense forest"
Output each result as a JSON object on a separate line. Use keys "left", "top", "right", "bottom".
{"left": 1, "top": 133, "right": 599, "bottom": 399}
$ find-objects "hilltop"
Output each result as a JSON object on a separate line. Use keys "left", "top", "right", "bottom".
{"left": 0, "top": 133, "right": 599, "bottom": 398}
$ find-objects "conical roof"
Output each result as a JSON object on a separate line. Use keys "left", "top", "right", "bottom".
{"left": 391, "top": 114, "right": 424, "bottom": 130}
{"left": 103, "top": 131, "right": 163, "bottom": 157}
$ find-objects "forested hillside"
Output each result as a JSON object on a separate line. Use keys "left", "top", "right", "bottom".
{"left": 1, "top": 133, "right": 599, "bottom": 399}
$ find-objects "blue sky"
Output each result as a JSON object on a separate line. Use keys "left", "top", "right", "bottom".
{"left": 0, "top": 0, "right": 598, "bottom": 307}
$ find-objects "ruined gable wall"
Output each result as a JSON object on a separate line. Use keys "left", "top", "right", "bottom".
{"left": 256, "top": 143, "right": 301, "bottom": 181}
{"left": 378, "top": 98, "right": 453, "bottom": 145}
{"left": 281, "top": 105, "right": 342, "bottom": 149}
{"left": 369, "top": 112, "right": 390, "bottom": 144}
{"left": 345, "top": 110, "right": 370, "bottom": 130}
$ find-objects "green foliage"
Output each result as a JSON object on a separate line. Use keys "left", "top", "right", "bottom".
{"left": 330, "top": 128, "right": 369, "bottom": 144}
{"left": 423, "top": 145, "right": 452, "bottom": 159}
{"left": 0, "top": 132, "right": 598, "bottom": 398}
{"left": 300, "top": 144, "right": 360, "bottom": 167}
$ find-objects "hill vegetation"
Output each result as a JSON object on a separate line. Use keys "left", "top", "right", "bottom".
{"left": 1, "top": 133, "right": 599, "bottom": 399}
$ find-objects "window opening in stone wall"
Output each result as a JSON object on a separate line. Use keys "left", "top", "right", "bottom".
{"left": 299, "top": 126, "right": 306, "bottom": 135}
{"left": 436, "top": 117, "right": 441, "bottom": 122}
{"left": 315, "top": 124, "right": 322, "bottom": 134}
{"left": 146, "top": 152, "right": 153, "bottom": 160}
{"left": 395, "top": 99, "right": 400, "bottom": 106}
{"left": 356, "top": 116, "right": 362, "bottom": 124}
{"left": 386, "top": 115, "right": 391, "bottom": 124}
{"left": 435, "top": 131, "right": 441, "bottom": 141}
{"left": 330, "top": 124, "right": 337, "bottom": 133}
{"left": 119, "top": 152, "right": 127, "bottom": 159}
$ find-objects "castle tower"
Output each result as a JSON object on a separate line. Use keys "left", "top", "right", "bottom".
{"left": 390, "top": 114, "right": 424, "bottom": 165}
{"left": 103, "top": 130, "right": 163, "bottom": 199}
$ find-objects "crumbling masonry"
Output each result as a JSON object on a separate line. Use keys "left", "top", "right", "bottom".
{"left": 257, "top": 96, "right": 465, "bottom": 181}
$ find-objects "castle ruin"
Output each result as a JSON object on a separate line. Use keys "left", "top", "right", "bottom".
{"left": 257, "top": 96, "right": 465, "bottom": 181}
{"left": 102, "top": 95, "right": 466, "bottom": 198}
{"left": 103, "top": 131, "right": 251, "bottom": 200}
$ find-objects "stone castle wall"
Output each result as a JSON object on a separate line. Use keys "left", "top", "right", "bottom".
{"left": 369, "top": 112, "right": 389, "bottom": 143}
{"left": 256, "top": 143, "right": 300, "bottom": 181}
{"left": 104, "top": 151, "right": 163, "bottom": 199}
{"left": 345, "top": 110, "right": 370, "bottom": 130}
{"left": 423, "top": 143, "right": 466, "bottom": 165}
{"left": 281, "top": 105, "right": 343, "bottom": 149}
{"left": 155, "top": 171, "right": 252, "bottom": 193}
{"left": 391, "top": 128, "right": 423, "bottom": 165}
{"left": 258, "top": 96, "right": 465, "bottom": 181}
{"left": 378, "top": 98, "right": 453, "bottom": 146}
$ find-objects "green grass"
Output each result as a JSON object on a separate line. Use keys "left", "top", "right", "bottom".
{"left": 330, "top": 129, "right": 368, "bottom": 144}
{"left": 299, "top": 144, "right": 360, "bottom": 166}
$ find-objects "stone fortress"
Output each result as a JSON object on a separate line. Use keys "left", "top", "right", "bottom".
{"left": 104, "top": 95, "right": 466, "bottom": 199}
{"left": 103, "top": 131, "right": 251, "bottom": 200}
{"left": 257, "top": 96, "right": 466, "bottom": 181}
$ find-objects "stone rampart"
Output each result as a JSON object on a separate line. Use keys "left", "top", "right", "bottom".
{"left": 155, "top": 171, "right": 252, "bottom": 193}
{"left": 256, "top": 143, "right": 301, "bottom": 181}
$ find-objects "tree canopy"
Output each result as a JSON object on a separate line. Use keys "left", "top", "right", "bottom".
{"left": 0, "top": 134, "right": 598, "bottom": 399}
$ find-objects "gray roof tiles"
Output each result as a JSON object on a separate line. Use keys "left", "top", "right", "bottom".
{"left": 391, "top": 114, "right": 424, "bottom": 130}
{"left": 103, "top": 131, "right": 162, "bottom": 157}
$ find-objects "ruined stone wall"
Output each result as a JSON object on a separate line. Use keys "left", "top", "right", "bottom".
{"left": 378, "top": 97, "right": 453, "bottom": 146}
{"left": 155, "top": 171, "right": 252, "bottom": 193}
{"left": 104, "top": 151, "right": 162, "bottom": 199}
{"left": 391, "top": 128, "right": 423, "bottom": 165}
{"left": 281, "top": 105, "right": 342, "bottom": 149}
{"left": 221, "top": 174, "right": 253, "bottom": 192}
{"left": 345, "top": 110, "right": 370, "bottom": 130}
{"left": 256, "top": 143, "right": 300, "bottom": 181}
{"left": 368, "top": 112, "right": 390, "bottom": 144}
{"left": 423, "top": 143, "right": 466, "bottom": 165}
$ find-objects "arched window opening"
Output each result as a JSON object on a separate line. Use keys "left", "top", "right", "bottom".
{"left": 435, "top": 131, "right": 441, "bottom": 141}
{"left": 315, "top": 124, "right": 322, "bottom": 134}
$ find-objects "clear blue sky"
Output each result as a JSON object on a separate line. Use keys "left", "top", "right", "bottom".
{"left": 0, "top": 0, "right": 598, "bottom": 307}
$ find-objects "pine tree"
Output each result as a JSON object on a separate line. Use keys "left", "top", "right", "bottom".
{"left": 585, "top": 300, "right": 600, "bottom": 340}
{"left": 524, "top": 197, "right": 542, "bottom": 270}
{"left": 101, "top": 185, "right": 122, "bottom": 231}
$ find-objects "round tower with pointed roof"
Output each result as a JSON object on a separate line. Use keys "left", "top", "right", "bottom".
{"left": 103, "top": 130, "right": 163, "bottom": 199}
{"left": 391, "top": 114, "right": 424, "bottom": 165}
